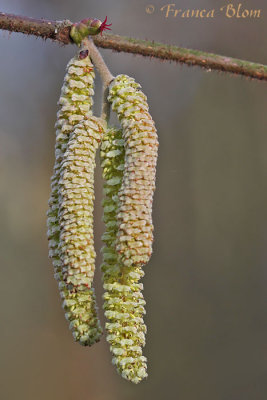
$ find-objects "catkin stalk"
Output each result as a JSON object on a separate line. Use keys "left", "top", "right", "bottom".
{"left": 101, "top": 127, "right": 147, "bottom": 383}
{"left": 107, "top": 75, "right": 159, "bottom": 268}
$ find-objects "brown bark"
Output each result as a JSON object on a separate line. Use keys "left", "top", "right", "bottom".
{"left": 0, "top": 12, "right": 266, "bottom": 82}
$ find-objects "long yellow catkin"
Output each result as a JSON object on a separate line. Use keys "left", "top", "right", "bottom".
{"left": 58, "top": 116, "right": 105, "bottom": 345}
{"left": 47, "top": 53, "right": 95, "bottom": 277}
{"left": 107, "top": 75, "right": 159, "bottom": 268}
{"left": 101, "top": 127, "right": 147, "bottom": 383}
{"left": 47, "top": 52, "right": 102, "bottom": 345}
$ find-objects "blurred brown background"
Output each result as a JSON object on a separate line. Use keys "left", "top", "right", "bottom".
{"left": 0, "top": 0, "right": 266, "bottom": 399}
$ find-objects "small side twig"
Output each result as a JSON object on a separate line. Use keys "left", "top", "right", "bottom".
{"left": 82, "top": 38, "right": 114, "bottom": 121}
{"left": 82, "top": 38, "right": 113, "bottom": 87}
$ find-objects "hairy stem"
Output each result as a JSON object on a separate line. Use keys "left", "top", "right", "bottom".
{"left": 0, "top": 11, "right": 72, "bottom": 43}
{"left": 0, "top": 11, "right": 266, "bottom": 81}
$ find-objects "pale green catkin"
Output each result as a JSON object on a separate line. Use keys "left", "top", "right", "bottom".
{"left": 58, "top": 116, "right": 105, "bottom": 345}
{"left": 107, "top": 75, "right": 159, "bottom": 268}
{"left": 47, "top": 53, "right": 102, "bottom": 345}
{"left": 101, "top": 127, "right": 147, "bottom": 383}
{"left": 47, "top": 53, "right": 95, "bottom": 278}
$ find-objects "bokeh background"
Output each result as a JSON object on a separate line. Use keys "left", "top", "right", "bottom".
{"left": 0, "top": 0, "right": 266, "bottom": 399}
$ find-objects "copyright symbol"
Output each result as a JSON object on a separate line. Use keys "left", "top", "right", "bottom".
{"left": 146, "top": 4, "right": 155, "bottom": 14}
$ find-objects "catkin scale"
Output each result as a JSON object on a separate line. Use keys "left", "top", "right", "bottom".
{"left": 107, "top": 75, "right": 158, "bottom": 268}
{"left": 47, "top": 53, "right": 103, "bottom": 345}
{"left": 101, "top": 127, "right": 148, "bottom": 383}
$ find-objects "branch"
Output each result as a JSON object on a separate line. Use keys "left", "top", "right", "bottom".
{"left": 0, "top": 12, "right": 266, "bottom": 82}
{"left": 0, "top": 12, "right": 72, "bottom": 43}
{"left": 94, "top": 35, "right": 267, "bottom": 82}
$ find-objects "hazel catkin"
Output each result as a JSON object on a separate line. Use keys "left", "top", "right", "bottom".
{"left": 101, "top": 127, "right": 148, "bottom": 383}
{"left": 57, "top": 116, "right": 105, "bottom": 345}
{"left": 47, "top": 52, "right": 95, "bottom": 284}
{"left": 47, "top": 52, "right": 103, "bottom": 345}
{"left": 107, "top": 75, "right": 159, "bottom": 268}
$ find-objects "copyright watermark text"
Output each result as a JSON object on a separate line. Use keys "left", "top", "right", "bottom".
{"left": 145, "top": 2, "right": 262, "bottom": 19}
